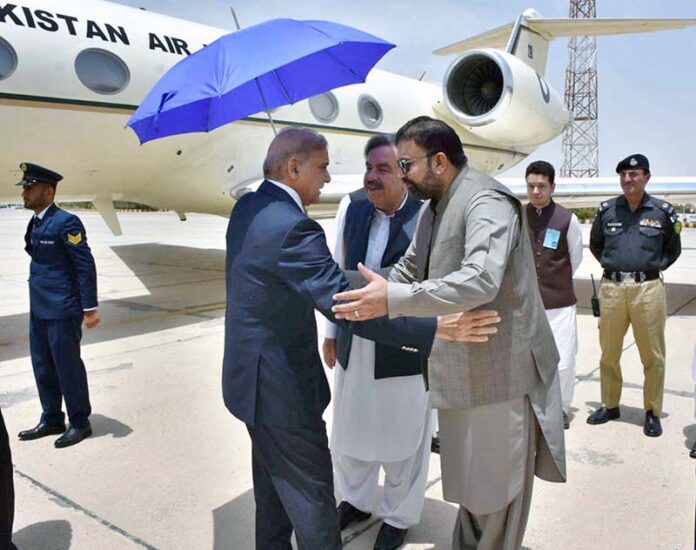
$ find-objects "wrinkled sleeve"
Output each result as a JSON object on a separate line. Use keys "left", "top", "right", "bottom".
{"left": 62, "top": 215, "right": 98, "bottom": 310}
{"left": 589, "top": 210, "right": 604, "bottom": 263}
{"left": 279, "top": 217, "right": 436, "bottom": 356}
{"left": 568, "top": 213, "right": 584, "bottom": 275}
{"left": 387, "top": 192, "right": 519, "bottom": 318}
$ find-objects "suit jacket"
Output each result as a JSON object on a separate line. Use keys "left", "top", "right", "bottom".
{"left": 222, "top": 181, "right": 436, "bottom": 429}
{"left": 24, "top": 204, "right": 98, "bottom": 320}
{"left": 387, "top": 166, "right": 565, "bottom": 481}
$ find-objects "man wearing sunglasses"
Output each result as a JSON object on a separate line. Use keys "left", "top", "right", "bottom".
{"left": 332, "top": 116, "right": 566, "bottom": 550}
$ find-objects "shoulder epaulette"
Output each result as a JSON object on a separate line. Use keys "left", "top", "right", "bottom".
{"left": 597, "top": 197, "right": 616, "bottom": 215}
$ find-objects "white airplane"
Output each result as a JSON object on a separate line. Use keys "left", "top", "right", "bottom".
{"left": 0, "top": 1, "right": 694, "bottom": 234}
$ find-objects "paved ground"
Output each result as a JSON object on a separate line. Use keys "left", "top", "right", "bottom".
{"left": 0, "top": 210, "right": 694, "bottom": 550}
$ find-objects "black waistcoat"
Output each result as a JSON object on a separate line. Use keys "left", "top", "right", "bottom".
{"left": 337, "top": 190, "right": 422, "bottom": 379}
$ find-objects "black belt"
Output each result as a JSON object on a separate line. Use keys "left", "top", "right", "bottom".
{"left": 603, "top": 269, "right": 660, "bottom": 283}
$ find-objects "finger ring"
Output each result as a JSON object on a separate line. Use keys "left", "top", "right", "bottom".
{"left": 354, "top": 310, "right": 360, "bottom": 318}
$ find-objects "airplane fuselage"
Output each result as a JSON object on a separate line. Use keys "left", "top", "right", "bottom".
{"left": 0, "top": 0, "right": 531, "bottom": 217}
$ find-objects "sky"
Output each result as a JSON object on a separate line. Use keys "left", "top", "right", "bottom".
{"left": 115, "top": 0, "right": 696, "bottom": 177}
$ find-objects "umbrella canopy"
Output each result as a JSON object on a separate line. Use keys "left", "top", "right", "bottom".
{"left": 127, "top": 18, "right": 395, "bottom": 143}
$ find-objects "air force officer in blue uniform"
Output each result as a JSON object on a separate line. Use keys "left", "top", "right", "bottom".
{"left": 17, "top": 163, "right": 99, "bottom": 449}
{"left": 222, "top": 129, "right": 492, "bottom": 549}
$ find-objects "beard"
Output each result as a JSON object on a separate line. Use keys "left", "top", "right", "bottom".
{"left": 403, "top": 165, "right": 439, "bottom": 201}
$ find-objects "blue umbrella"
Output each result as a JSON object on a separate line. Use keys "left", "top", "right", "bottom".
{"left": 127, "top": 18, "right": 395, "bottom": 143}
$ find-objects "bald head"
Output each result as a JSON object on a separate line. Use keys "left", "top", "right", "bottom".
{"left": 263, "top": 128, "right": 331, "bottom": 206}
{"left": 263, "top": 128, "right": 328, "bottom": 180}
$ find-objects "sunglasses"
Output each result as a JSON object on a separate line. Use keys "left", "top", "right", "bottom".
{"left": 397, "top": 154, "right": 431, "bottom": 174}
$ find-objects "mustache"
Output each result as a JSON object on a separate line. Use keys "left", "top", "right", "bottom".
{"left": 364, "top": 180, "right": 384, "bottom": 191}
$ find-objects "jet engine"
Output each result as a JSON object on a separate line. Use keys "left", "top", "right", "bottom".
{"left": 442, "top": 49, "right": 571, "bottom": 147}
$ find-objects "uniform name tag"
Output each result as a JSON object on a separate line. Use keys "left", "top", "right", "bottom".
{"left": 543, "top": 228, "right": 561, "bottom": 250}
{"left": 39, "top": 240, "right": 55, "bottom": 245}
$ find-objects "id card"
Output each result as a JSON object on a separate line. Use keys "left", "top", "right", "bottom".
{"left": 543, "top": 228, "right": 561, "bottom": 250}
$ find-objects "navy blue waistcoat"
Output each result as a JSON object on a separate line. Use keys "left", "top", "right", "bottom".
{"left": 337, "top": 190, "right": 425, "bottom": 379}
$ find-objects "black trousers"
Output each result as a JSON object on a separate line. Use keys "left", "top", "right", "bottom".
{"left": 0, "top": 407, "right": 16, "bottom": 550}
{"left": 246, "top": 422, "right": 341, "bottom": 550}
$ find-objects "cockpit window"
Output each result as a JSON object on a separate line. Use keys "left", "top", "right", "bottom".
{"left": 0, "top": 37, "right": 18, "bottom": 81}
{"left": 75, "top": 49, "right": 130, "bottom": 95}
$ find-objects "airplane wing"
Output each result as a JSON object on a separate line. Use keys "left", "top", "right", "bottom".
{"left": 434, "top": 16, "right": 696, "bottom": 56}
{"left": 500, "top": 177, "right": 696, "bottom": 208}
{"left": 310, "top": 176, "right": 696, "bottom": 216}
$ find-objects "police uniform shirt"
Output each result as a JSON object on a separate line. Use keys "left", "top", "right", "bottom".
{"left": 590, "top": 193, "right": 681, "bottom": 273}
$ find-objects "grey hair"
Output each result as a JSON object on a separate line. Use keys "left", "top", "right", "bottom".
{"left": 263, "top": 127, "right": 328, "bottom": 179}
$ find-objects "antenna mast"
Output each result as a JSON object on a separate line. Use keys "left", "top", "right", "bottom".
{"left": 560, "top": 0, "right": 599, "bottom": 177}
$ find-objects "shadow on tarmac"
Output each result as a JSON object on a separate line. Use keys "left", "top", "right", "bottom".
{"left": 90, "top": 413, "right": 133, "bottom": 440}
{"left": 212, "top": 489, "right": 254, "bottom": 550}
{"left": 12, "top": 519, "right": 71, "bottom": 550}
{"left": 0, "top": 243, "right": 227, "bottom": 362}
{"left": 683, "top": 424, "right": 696, "bottom": 450}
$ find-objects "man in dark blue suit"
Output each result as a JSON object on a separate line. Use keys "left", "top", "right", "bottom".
{"left": 16, "top": 163, "right": 100, "bottom": 449}
{"left": 222, "top": 129, "right": 494, "bottom": 549}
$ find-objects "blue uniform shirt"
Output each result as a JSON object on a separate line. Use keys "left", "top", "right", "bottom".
{"left": 24, "top": 204, "right": 98, "bottom": 320}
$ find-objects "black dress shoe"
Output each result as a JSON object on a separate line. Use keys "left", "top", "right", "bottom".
{"left": 690, "top": 443, "right": 696, "bottom": 459}
{"left": 337, "top": 501, "right": 371, "bottom": 530}
{"left": 563, "top": 411, "right": 570, "bottom": 430}
{"left": 54, "top": 425, "right": 92, "bottom": 448}
{"left": 586, "top": 407, "right": 620, "bottom": 425}
{"left": 18, "top": 421, "right": 66, "bottom": 441}
{"left": 374, "top": 523, "right": 408, "bottom": 550}
{"left": 643, "top": 410, "right": 662, "bottom": 437}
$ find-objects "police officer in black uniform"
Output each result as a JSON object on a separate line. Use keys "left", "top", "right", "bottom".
{"left": 16, "top": 163, "right": 100, "bottom": 448}
{"left": 587, "top": 154, "right": 681, "bottom": 437}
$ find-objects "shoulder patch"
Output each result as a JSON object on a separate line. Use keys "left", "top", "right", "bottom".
{"left": 67, "top": 232, "right": 82, "bottom": 245}
{"left": 674, "top": 220, "right": 683, "bottom": 235}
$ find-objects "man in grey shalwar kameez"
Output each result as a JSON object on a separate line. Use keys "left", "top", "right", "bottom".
{"left": 332, "top": 116, "right": 566, "bottom": 550}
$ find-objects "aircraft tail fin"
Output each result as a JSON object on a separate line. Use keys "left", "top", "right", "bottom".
{"left": 434, "top": 10, "right": 696, "bottom": 74}
{"left": 435, "top": 12, "right": 696, "bottom": 56}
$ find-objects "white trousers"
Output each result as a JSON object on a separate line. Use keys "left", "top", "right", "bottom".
{"left": 334, "top": 408, "right": 433, "bottom": 529}
{"left": 545, "top": 305, "right": 578, "bottom": 412}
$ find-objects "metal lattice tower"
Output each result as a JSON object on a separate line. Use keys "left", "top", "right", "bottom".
{"left": 560, "top": 0, "right": 598, "bottom": 177}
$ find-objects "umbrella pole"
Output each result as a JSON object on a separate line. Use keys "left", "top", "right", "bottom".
{"left": 266, "top": 112, "right": 278, "bottom": 135}
{"left": 231, "top": 6, "right": 277, "bottom": 136}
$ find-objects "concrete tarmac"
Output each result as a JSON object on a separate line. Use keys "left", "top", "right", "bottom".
{"left": 0, "top": 210, "right": 694, "bottom": 550}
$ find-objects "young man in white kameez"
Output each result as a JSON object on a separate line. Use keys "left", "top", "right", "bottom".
{"left": 525, "top": 160, "right": 583, "bottom": 428}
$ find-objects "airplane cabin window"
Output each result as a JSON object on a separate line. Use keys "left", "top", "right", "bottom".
{"left": 358, "top": 95, "right": 383, "bottom": 129}
{"left": 309, "top": 92, "right": 339, "bottom": 123}
{"left": 0, "top": 37, "right": 18, "bottom": 81}
{"left": 75, "top": 49, "right": 130, "bottom": 95}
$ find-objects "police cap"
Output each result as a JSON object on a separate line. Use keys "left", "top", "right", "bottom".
{"left": 16, "top": 162, "right": 63, "bottom": 187}
{"left": 615, "top": 154, "right": 650, "bottom": 174}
